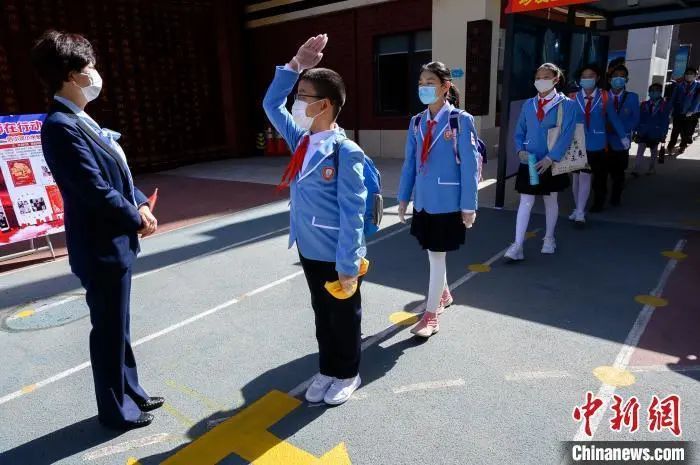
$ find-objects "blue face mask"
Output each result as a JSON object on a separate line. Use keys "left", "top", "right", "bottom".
{"left": 611, "top": 77, "right": 626, "bottom": 90}
{"left": 580, "top": 78, "right": 597, "bottom": 90}
{"left": 649, "top": 91, "right": 662, "bottom": 100}
{"left": 418, "top": 86, "right": 439, "bottom": 105}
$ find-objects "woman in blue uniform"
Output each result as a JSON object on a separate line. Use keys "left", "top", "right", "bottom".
{"left": 568, "top": 64, "right": 628, "bottom": 222}
{"left": 397, "top": 61, "right": 480, "bottom": 338}
{"left": 263, "top": 34, "right": 367, "bottom": 405}
{"left": 504, "top": 63, "right": 575, "bottom": 261}
{"left": 633, "top": 83, "right": 671, "bottom": 175}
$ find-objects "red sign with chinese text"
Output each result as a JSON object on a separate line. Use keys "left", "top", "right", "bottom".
{"left": 506, "top": 0, "right": 597, "bottom": 14}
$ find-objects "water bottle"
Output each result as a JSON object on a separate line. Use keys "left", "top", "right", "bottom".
{"left": 528, "top": 153, "right": 540, "bottom": 186}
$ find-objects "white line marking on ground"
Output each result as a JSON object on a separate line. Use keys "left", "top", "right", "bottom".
{"left": 569, "top": 239, "right": 685, "bottom": 445}
{"left": 504, "top": 370, "right": 572, "bottom": 381}
{"left": 0, "top": 223, "right": 410, "bottom": 406}
{"left": 628, "top": 364, "right": 700, "bottom": 374}
{"left": 81, "top": 433, "right": 173, "bottom": 461}
{"left": 392, "top": 378, "right": 466, "bottom": 394}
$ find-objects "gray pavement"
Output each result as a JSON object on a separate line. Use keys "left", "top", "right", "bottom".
{"left": 1, "top": 147, "right": 699, "bottom": 465}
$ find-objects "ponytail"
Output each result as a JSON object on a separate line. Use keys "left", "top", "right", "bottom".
{"left": 447, "top": 84, "right": 460, "bottom": 108}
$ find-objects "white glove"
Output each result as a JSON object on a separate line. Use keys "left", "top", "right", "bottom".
{"left": 621, "top": 137, "right": 631, "bottom": 150}
{"left": 291, "top": 34, "right": 328, "bottom": 72}
{"left": 686, "top": 112, "right": 694, "bottom": 118}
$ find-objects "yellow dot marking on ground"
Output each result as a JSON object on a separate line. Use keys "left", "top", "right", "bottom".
{"left": 662, "top": 250, "right": 688, "bottom": 260}
{"left": 389, "top": 311, "right": 420, "bottom": 326}
{"left": 21, "top": 384, "right": 37, "bottom": 394}
{"left": 14, "top": 309, "right": 35, "bottom": 319}
{"left": 468, "top": 264, "right": 492, "bottom": 273}
{"left": 635, "top": 295, "right": 669, "bottom": 307}
{"left": 593, "top": 366, "right": 636, "bottom": 387}
{"left": 126, "top": 459, "right": 142, "bottom": 465}
{"left": 525, "top": 231, "right": 538, "bottom": 239}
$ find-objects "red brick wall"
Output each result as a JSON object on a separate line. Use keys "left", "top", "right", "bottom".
{"left": 247, "top": 0, "right": 432, "bottom": 134}
{"left": 0, "top": 0, "right": 247, "bottom": 172}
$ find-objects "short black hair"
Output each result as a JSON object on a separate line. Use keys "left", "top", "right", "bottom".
{"left": 685, "top": 66, "right": 698, "bottom": 75}
{"left": 649, "top": 83, "right": 663, "bottom": 91}
{"left": 611, "top": 64, "right": 629, "bottom": 78}
{"left": 299, "top": 68, "right": 346, "bottom": 119}
{"left": 31, "top": 30, "right": 96, "bottom": 94}
{"left": 578, "top": 63, "right": 602, "bottom": 80}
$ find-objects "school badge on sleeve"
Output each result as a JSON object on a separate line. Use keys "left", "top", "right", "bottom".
{"left": 444, "top": 129, "right": 454, "bottom": 141}
{"left": 322, "top": 166, "right": 335, "bottom": 181}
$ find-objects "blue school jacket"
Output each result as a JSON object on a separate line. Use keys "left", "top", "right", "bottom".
{"left": 670, "top": 80, "right": 700, "bottom": 115}
{"left": 571, "top": 89, "right": 627, "bottom": 152}
{"left": 637, "top": 98, "right": 672, "bottom": 142}
{"left": 607, "top": 90, "right": 640, "bottom": 151}
{"left": 514, "top": 93, "right": 577, "bottom": 163}
{"left": 397, "top": 103, "right": 480, "bottom": 214}
{"left": 262, "top": 66, "right": 367, "bottom": 276}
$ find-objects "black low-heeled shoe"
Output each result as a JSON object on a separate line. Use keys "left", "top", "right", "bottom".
{"left": 99, "top": 412, "right": 154, "bottom": 430}
{"left": 136, "top": 396, "right": 165, "bottom": 412}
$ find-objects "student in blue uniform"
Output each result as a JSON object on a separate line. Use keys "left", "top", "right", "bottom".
{"left": 568, "top": 64, "right": 628, "bottom": 220}
{"left": 397, "top": 61, "right": 479, "bottom": 338}
{"left": 504, "top": 63, "right": 575, "bottom": 261}
{"left": 263, "top": 34, "right": 367, "bottom": 405}
{"left": 605, "top": 65, "right": 639, "bottom": 206}
{"left": 633, "top": 83, "right": 672, "bottom": 176}
{"left": 667, "top": 67, "right": 700, "bottom": 155}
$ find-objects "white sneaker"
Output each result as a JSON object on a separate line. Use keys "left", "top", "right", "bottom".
{"left": 305, "top": 374, "right": 335, "bottom": 403}
{"left": 574, "top": 211, "right": 586, "bottom": 224}
{"left": 324, "top": 375, "right": 361, "bottom": 405}
{"left": 568, "top": 210, "right": 577, "bottom": 221}
{"left": 541, "top": 237, "right": 556, "bottom": 254}
{"left": 504, "top": 243, "right": 524, "bottom": 261}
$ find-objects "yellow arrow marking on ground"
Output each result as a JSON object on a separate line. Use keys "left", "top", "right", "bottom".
{"left": 159, "top": 390, "right": 351, "bottom": 465}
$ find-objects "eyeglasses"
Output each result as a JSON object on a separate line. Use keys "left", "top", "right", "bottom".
{"left": 294, "top": 93, "right": 324, "bottom": 102}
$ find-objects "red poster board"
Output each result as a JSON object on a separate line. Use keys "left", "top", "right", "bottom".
{"left": 506, "top": 0, "right": 596, "bottom": 14}
{"left": 0, "top": 114, "right": 65, "bottom": 246}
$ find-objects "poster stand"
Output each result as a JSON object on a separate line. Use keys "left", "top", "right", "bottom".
{"left": 0, "top": 234, "right": 56, "bottom": 263}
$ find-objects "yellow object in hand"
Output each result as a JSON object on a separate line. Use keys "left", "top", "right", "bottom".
{"left": 324, "top": 258, "right": 370, "bottom": 300}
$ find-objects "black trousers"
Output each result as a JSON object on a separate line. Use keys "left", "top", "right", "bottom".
{"left": 588, "top": 149, "right": 628, "bottom": 207}
{"left": 80, "top": 267, "right": 149, "bottom": 424}
{"left": 668, "top": 115, "right": 698, "bottom": 149}
{"left": 299, "top": 254, "right": 362, "bottom": 379}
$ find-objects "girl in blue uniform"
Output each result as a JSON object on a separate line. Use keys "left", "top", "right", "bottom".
{"left": 505, "top": 63, "right": 576, "bottom": 261}
{"left": 397, "top": 61, "right": 480, "bottom": 338}
{"left": 633, "top": 83, "right": 671, "bottom": 175}
{"left": 263, "top": 35, "right": 367, "bottom": 405}
{"left": 568, "top": 64, "right": 628, "bottom": 222}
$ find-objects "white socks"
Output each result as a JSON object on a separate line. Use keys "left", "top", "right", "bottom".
{"left": 515, "top": 194, "right": 535, "bottom": 246}
{"left": 427, "top": 251, "right": 447, "bottom": 313}
{"left": 571, "top": 172, "right": 591, "bottom": 214}
{"left": 514, "top": 193, "right": 559, "bottom": 245}
{"left": 543, "top": 193, "right": 558, "bottom": 239}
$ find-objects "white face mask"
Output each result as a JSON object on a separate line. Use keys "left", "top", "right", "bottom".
{"left": 292, "top": 99, "right": 324, "bottom": 130}
{"left": 77, "top": 68, "right": 102, "bottom": 102}
{"left": 534, "top": 79, "right": 555, "bottom": 94}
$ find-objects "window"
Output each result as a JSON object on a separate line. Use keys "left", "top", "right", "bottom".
{"left": 375, "top": 30, "right": 432, "bottom": 116}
